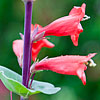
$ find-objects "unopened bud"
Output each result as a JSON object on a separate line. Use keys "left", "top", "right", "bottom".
{"left": 33, "top": 31, "right": 45, "bottom": 42}
{"left": 31, "top": 26, "right": 38, "bottom": 42}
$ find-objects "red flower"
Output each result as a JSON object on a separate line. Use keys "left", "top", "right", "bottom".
{"left": 31, "top": 53, "right": 96, "bottom": 85}
{"left": 13, "top": 23, "right": 54, "bottom": 66}
{"left": 13, "top": 39, "right": 54, "bottom": 65}
{"left": 32, "top": 39, "right": 55, "bottom": 61}
{"left": 13, "top": 40, "right": 23, "bottom": 59}
{"left": 13, "top": 40, "right": 23, "bottom": 66}
{"left": 36, "top": 3, "right": 86, "bottom": 46}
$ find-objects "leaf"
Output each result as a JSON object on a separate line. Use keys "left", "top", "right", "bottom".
{"left": 0, "top": 68, "right": 39, "bottom": 98}
{"left": 0, "top": 66, "right": 61, "bottom": 98}
{"left": 31, "top": 80, "right": 61, "bottom": 94}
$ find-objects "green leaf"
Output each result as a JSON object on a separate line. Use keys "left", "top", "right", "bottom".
{"left": 0, "top": 66, "right": 61, "bottom": 98}
{"left": 31, "top": 79, "right": 61, "bottom": 94}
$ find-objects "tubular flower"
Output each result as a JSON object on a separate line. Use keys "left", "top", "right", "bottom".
{"left": 13, "top": 39, "right": 54, "bottom": 66}
{"left": 13, "top": 40, "right": 23, "bottom": 66}
{"left": 31, "top": 53, "right": 96, "bottom": 85}
{"left": 13, "top": 24, "right": 54, "bottom": 66}
{"left": 37, "top": 3, "right": 86, "bottom": 46}
{"left": 32, "top": 39, "right": 55, "bottom": 61}
{"left": 13, "top": 40, "right": 23, "bottom": 58}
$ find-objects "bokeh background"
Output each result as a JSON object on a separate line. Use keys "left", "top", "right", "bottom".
{"left": 0, "top": 0, "right": 100, "bottom": 100}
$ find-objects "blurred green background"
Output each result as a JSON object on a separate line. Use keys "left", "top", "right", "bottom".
{"left": 0, "top": 0, "right": 100, "bottom": 100}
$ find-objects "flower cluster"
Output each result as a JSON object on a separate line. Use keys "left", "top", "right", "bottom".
{"left": 13, "top": 3, "right": 96, "bottom": 85}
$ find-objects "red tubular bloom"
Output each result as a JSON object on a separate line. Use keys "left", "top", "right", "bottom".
{"left": 13, "top": 40, "right": 23, "bottom": 66}
{"left": 37, "top": 3, "right": 86, "bottom": 46}
{"left": 13, "top": 39, "right": 54, "bottom": 63}
{"left": 32, "top": 39, "right": 55, "bottom": 61}
{"left": 13, "top": 40, "right": 23, "bottom": 58}
{"left": 33, "top": 53, "right": 96, "bottom": 85}
{"left": 13, "top": 25, "right": 54, "bottom": 65}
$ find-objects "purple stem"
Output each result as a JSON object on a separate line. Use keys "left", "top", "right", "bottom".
{"left": 22, "top": 0, "right": 33, "bottom": 88}
{"left": 21, "top": 97, "right": 28, "bottom": 100}
{"left": 27, "top": 43, "right": 33, "bottom": 84}
{"left": 21, "top": 1, "right": 33, "bottom": 100}
{"left": 29, "top": 73, "right": 36, "bottom": 88}
{"left": 27, "top": 27, "right": 39, "bottom": 85}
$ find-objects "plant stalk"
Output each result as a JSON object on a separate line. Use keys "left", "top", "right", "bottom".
{"left": 29, "top": 73, "right": 36, "bottom": 88}
{"left": 21, "top": 1, "right": 33, "bottom": 100}
{"left": 27, "top": 42, "right": 32, "bottom": 82}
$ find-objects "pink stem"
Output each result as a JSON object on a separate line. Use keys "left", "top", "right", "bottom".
{"left": 10, "top": 91, "right": 12, "bottom": 100}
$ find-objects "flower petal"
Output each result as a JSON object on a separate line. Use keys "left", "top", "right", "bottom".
{"left": 34, "top": 60, "right": 86, "bottom": 85}
{"left": 32, "top": 39, "right": 54, "bottom": 61}
{"left": 42, "top": 39, "right": 55, "bottom": 48}
{"left": 31, "top": 24, "right": 34, "bottom": 31}
{"left": 33, "top": 53, "right": 96, "bottom": 64}
{"left": 33, "top": 53, "right": 96, "bottom": 85}
{"left": 69, "top": 3, "right": 86, "bottom": 20}
{"left": 76, "top": 64, "right": 87, "bottom": 85}
{"left": 71, "top": 34, "right": 79, "bottom": 46}
{"left": 80, "top": 53, "right": 97, "bottom": 63}
{"left": 36, "top": 4, "right": 86, "bottom": 46}
{"left": 13, "top": 40, "right": 23, "bottom": 58}
{"left": 70, "top": 23, "right": 83, "bottom": 46}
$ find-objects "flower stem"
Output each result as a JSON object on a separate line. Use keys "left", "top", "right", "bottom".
{"left": 27, "top": 43, "right": 33, "bottom": 84}
{"left": 22, "top": 0, "right": 33, "bottom": 88}
{"left": 10, "top": 91, "right": 12, "bottom": 100}
{"left": 21, "top": 1, "right": 33, "bottom": 100}
{"left": 21, "top": 97, "right": 28, "bottom": 100}
{"left": 29, "top": 73, "right": 36, "bottom": 88}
